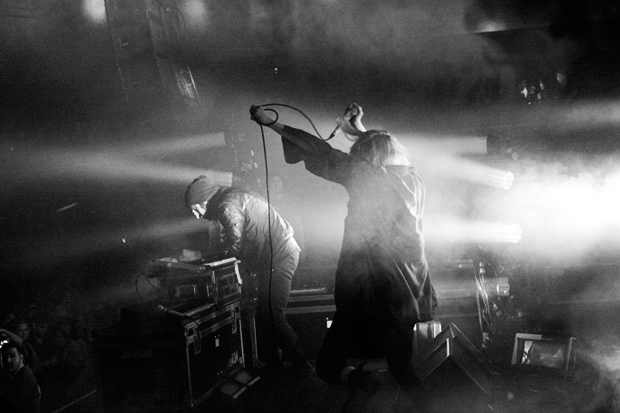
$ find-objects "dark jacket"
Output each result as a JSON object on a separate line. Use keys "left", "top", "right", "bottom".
{"left": 207, "top": 187, "right": 298, "bottom": 272}
{"left": 0, "top": 365, "right": 40, "bottom": 413}
{"left": 281, "top": 126, "right": 437, "bottom": 325}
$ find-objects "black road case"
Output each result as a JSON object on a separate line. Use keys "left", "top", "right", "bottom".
{"left": 93, "top": 300, "right": 244, "bottom": 412}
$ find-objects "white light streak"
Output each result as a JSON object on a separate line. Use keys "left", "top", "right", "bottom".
{"left": 397, "top": 133, "right": 511, "bottom": 189}
{"left": 10, "top": 217, "right": 208, "bottom": 268}
{"left": 3, "top": 147, "right": 232, "bottom": 187}
{"left": 60, "top": 150, "right": 233, "bottom": 186}
{"left": 552, "top": 101, "right": 620, "bottom": 131}
{"left": 426, "top": 216, "right": 522, "bottom": 244}
{"left": 136, "top": 132, "right": 227, "bottom": 156}
{"left": 398, "top": 133, "right": 488, "bottom": 157}
{"left": 424, "top": 152, "right": 513, "bottom": 189}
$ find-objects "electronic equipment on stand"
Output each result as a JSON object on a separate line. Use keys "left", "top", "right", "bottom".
{"left": 147, "top": 257, "right": 242, "bottom": 308}
{"left": 93, "top": 257, "right": 259, "bottom": 412}
{"left": 148, "top": 255, "right": 261, "bottom": 374}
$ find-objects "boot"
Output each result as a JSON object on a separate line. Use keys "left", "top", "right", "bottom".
{"left": 346, "top": 362, "right": 383, "bottom": 395}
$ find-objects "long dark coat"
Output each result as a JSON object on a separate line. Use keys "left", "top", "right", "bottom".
{"left": 281, "top": 126, "right": 437, "bottom": 326}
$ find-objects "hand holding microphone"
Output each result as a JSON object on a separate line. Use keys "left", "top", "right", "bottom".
{"left": 328, "top": 103, "right": 364, "bottom": 140}
{"left": 250, "top": 105, "right": 277, "bottom": 127}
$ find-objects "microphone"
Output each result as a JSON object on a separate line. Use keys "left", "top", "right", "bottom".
{"left": 328, "top": 104, "right": 359, "bottom": 140}
{"left": 156, "top": 305, "right": 188, "bottom": 319}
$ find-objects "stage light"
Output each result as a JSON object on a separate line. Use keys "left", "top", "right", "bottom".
{"left": 487, "top": 170, "right": 514, "bottom": 190}
{"left": 469, "top": 159, "right": 620, "bottom": 261}
{"left": 502, "top": 171, "right": 514, "bottom": 190}
{"left": 82, "top": 0, "right": 106, "bottom": 24}
{"left": 179, "top": 0, "right": 209, "bottom": 31}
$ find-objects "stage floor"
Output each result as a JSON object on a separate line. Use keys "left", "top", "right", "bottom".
{"left": 65, "top": 355, "right": 617, "bottom": 413}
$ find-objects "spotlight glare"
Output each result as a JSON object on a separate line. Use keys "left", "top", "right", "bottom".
{"left": 503, "top": 171, "right": 514, "bottom": 190}
{"left": 82, "top": 0, "right": 106, "bottom": 24}
{"left": 180, "top": 0, "right": 209, "bottom": 31}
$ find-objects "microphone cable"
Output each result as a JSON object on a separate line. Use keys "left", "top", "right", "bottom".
{"left": 257, "top": 116, "right": 297, "bottom": 413}
{"left": 256, "top": 103, "right": 331, "bottom": 141}
{"left": 253, "top": 102, "right": 344, "bottom": 413}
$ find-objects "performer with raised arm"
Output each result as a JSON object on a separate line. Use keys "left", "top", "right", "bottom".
{"left": 250, "top": 103, "right": 437, "bottom": 412}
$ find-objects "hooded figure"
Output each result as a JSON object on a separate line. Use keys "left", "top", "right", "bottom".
{"left": 184, "top": 176, "right": 312, "bottom": 375}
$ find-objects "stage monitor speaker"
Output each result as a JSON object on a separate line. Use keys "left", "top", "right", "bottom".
{"left": 413, "top": 321, "right": 442, "bottom": 355}
{"left": 511, "top": 333, "right": 576, "bottom": 372}
{"left": 414, "top": 323, "right": 494, "bottom": 395}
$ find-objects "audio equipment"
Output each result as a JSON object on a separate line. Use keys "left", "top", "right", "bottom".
{"left": 148, "top": 257, "right": 241, "bottom": 306}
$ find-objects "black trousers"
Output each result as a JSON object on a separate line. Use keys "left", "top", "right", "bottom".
{"left": 254, "top": 240, "right": 305, "bottom": 366}
{"left": 316, "top": 310, "right": 424, "bottom": 397}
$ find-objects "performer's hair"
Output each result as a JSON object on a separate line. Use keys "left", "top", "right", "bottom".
{"left": 349, "top": 130, "right": 409, "bottom": 167}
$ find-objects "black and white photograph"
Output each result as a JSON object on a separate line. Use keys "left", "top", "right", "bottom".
{"left": 1, "top": 1, "right": 620, "bottom": 412}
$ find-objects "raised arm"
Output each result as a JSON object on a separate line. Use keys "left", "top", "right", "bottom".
{"left": 250, "top": 104, "right": 366, "bottom": 185}
{"left": 250, "top": 105, "right": 317, "bottom": 153}
{"left": 0, "top": 328, "right": 24, "bottom": 346}
{"left": 249, "top": 103, "right": 367, "bottom": 147}
{"left": 340, "top": 103, "right": 366, "bottom": 135}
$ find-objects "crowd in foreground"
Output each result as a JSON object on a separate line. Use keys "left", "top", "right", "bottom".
{"left": 1, "top": 295, "right": 123, "bottom": 413}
